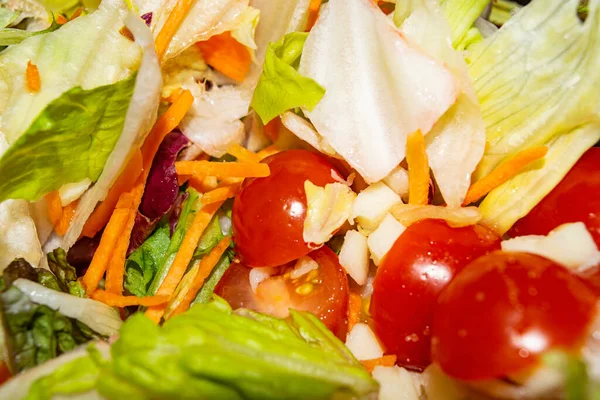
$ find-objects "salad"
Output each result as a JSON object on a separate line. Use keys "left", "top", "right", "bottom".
{"left": 0, "top": 0, "right": 598, "bottom": 398}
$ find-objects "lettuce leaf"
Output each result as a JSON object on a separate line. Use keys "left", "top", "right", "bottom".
{"left": 439, "top": 0, "right": 490, "bottom": 48}
{"left": 0, "top": 17, "right": 59, "bottom": 46}
{"left": 21, "top": 297, "right": 379, "bottom": 400}
{"left": 251, "top": 32, "right": 325, "bottom": 124}
{"left": 46, "top": 249, "right": 85, "bottom": 298}
{"left": 469, "top": 0, "right": 600, "bottom": 233}
{"left": 0, "top": 74, "right": 136, "bottom": 202}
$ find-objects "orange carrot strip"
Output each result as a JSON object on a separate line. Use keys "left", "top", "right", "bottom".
{"left": 463, "top": 146, "right": 548, "bottom": 206}
{"left": 175, "top": 161, "right": 270, "bottom": 178}
{"left": 406, "top": 130, "right": 430, "bottom": 205}
{"left": 170, "top": 236, "right": 231, "bottom": 318}
{"left": 69, "top": 7, "right": 83, "bottom": 21}
{"left": 263, "top": 118, "right": 281, "bottom": 142}
{"left": 56, "top": 14, "right": 67, "bottom": 24}
{"left": 105, "top": 182, "right": 145, "bottom": 295}
{"left": 155, "top": 0, "right": 196, "bottom": 62}
{"left": 160, "top": 87, "right": 183, "bottom": 103}
{"left": 257, "top": 144, "right": 281, "bottom": 160}
{"left": 196, "top": 32, "right": 251, "bottom": 82}
{"left": 227, "top": 144, "right": 261, "bottom": 164}
{"left": 44, "top": 191, "right": 63, "bottom": 226}
{"left": 91, "top": 290, "right": 169, "bottom": 307}
{"left": 82, "top": 149, "right": 143, "bottom": 238}
{"left": 348, "top": 292, "right": 362, "bottom": 331}
{"left": 145, "top": 200, "right": 225, "bottom": 323}
{"left": 360, "top": 355, "right": 397, "bottom": 372}
{"left": 55, "top": 200, "right": 80, "bottom": 236}
{"left": 82, "top": 204, "right": 130, "bottom": 295}
{"left": 187, "top": 175, "right": 218, "bottom": 193}
{"left": 201, "top": 184, "right": 240, "bottom": 204}
{"left": 26, "top": 61, "right": 40, "bottom": 93}
{"left": 306, "top": 0, "right": 322, "bottom": 31}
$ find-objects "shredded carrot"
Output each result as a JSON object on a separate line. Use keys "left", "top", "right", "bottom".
{"left": 55, "top": 199, "right": 79, "bottom": 236}
{"left": 82, "top": 91, "right": 193, "bottom": 238}
{"left": 201, "top": 184, "right": 240, "bottom": 204}
{"left": 119, "top": 26, "right": 135, "bottom": 41}
{"left": 44, "top": 191, "right": 63, "bottom": 226}
{"left": 155, "top": 0, "right": 196, "bottom": 62}
{"left": 160, "top": 87, "right": 183, "bottom": 103}
{"left": 145, "top": 200, "right": 225, "bottom": 323}
{"left": 227, "top": 144, "right": 261, "bottom": 164}
{"left": 69, "top": 7, "right": 83, "bottom": 21}
{"left": 169, "top": 236, "right": 231, "bottom": 318}
{"left": 175, "top": 161, "right": 270, "bottom": 178}
{"left": 187, "top": 175, "right": 218, "bottom": 193}
{"left": 348, "top": 292, "right": 362, "bottom": 331}
{"left": 26, "top": 61, "right": 40, "bottom": 93}
{"left": 56, "top": 14, "right": 67, "bottom": 24}
{"left": 91, "top": 290, "right": 169, "bottom": 307}
{"left": 463, "top": 146, "right": 548, "bottom": 206}
{"left": 406, "top": 130, "right": 430, "bottom": 205}
{"left": 257, "top": 144, "right": 281, "bottom": 160}
{"left": 360, "top": 355, "right": 397, "bottom": 372}
{"left": 263, "top": 118, "right": 281, "bottom": 142}
{"left": 105, "top": 182, "right": 145, "bottom": 295}
{"left": 196, "top": 32, "right": 251, "bottom": 82}
{"left": 306, "top": 0, "right": 322, "bottom": 31}
{"left": 82, "top": 149, "right": 143, "bottom": 238}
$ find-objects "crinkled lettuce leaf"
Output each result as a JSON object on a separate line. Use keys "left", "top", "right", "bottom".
{"left": 22, "top": 297, "right": 379, "bottom": 400}
{"left": 0, "top": 74, "right": 136, "bottom": 202}
{"left": 438, "top": 0, "right": 490, "bottom": 48}
{"left": 0, "top": 16, "right": 59, "bottom": 46}
{"left": 251, "top": 32, "right": 325, "bottom": 125}
{"left": 46, "top": 249, "right": 85, "bottom": 297}
{"left": 469, "top": 0, "right": 600, "bottom": 233}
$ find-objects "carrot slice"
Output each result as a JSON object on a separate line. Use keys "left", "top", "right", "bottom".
{"left": 56, "top": 14, "right": 67, "bottom": 24}
{"left": 82, "top": 149, "right": 143, "bottom": 238}
{"left": 44, "top": 191, "right": 63, "bottom": 226}
{"left": 257, "top": 144, "right": 281, "bottom": 160}
{"left": 227, "top": 144, "right": 261, "bottom": 164}
{"left": 26, "top": 61, "right": 40, "bottom": 93}
{"left": 91, "top": 290, "right": 169, "bottom": 307}
{"left": 306, "top": 0, "right": 322, "bottom": 31}
{"left": 169, "top": 236, "right": 231, "bottom": 318}
{"left": 55, "top": 199, "right": 80, "bottom": 236}
{"left": 145, "top": 200, "right": 225, "bottom": 323}
{"left": 201, "top": 184, "right": 240, "bottom": 204}
{"left": 360, "top": 355, "right": 397, "bottom": 372}
{"left": 105, "top": 182, "right": 145, "bottom": 295}
{"left": 175, "top": 161, "right": 270, "bottom": 178}
{"left": 187, "top": 176, "right": 218, "bottom": 193}
{"left": 348, "top": 292, "right": 362, "bottom": 331}
{"left": 406, "top": 130, "right": 430, "bottom": 205}
{"left": 154, "top": 0, "right": 196, "bottom": 61}
{"left": 196, "top": 32, "right": 251, "bottom": 82}
{"left": 160, "top": 87, "right": 183, "bottom": 103}
{"left": 69, "top": 7, "right": 83, "bottom": 21}
{"left": 463, "top": 146, "right": 548, "bottom": 206}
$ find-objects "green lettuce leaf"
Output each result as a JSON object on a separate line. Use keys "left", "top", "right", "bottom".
{"left": 23, "top": 297, "right": 379, "bottom": 400}
{"left": 191, "top": 251, "right": 232, "bottom": 306}
{"left": 469, "top": 0, "right": 600, "bottom": 233}
{"left": 439, "top": 0, "right": 490, "bottom": 48}
{"left": 0, "top": 8, "right": 20, "bottom": 27}
{"left": 46, "top": 249, "right": 85, "bottom": 298}
{"left": 0, "top": 17, "right": 59, "bottom": 46}
{"left": 193, "top": 211, "right": 224, "bottom": 258}
{"left": 251, "top": 32, "right": 325, "bottom": 124}
{"left": 0, "top": 74, "right": 136, "bottom": 202}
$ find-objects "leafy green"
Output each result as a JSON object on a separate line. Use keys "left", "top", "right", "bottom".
{"left": 25, "top": 297, "right": 378, "bottom": 400}
{"left": 0, "top": 74, "right": 136, "bottom": 202}
{"left": 543, "top": 351, "right": 600, "bottom": 400}
{"left": 193, "top": 213, "right": 224, "bottom": 258}
{"left": 3, "top": 258, "right": 60, "bottom": 291}
{"left": 469, "top": 0, "right": 600, "bottom": 233}
{"left": 0, "top": 16, "right": 59, "bottom": 46}
{"left": 251, "top": 32, "right": 325, "bottom": 124}
{"left": 0, "top": 8, "right": 20, "bottom": 28}
{"left": 47, "top": 249, "right": 85, "bottom": 297}
{"left": 191, "top": 250, "right": 233, "bottom": 306}
{"left": 439, "top": 0, "right": 490, "bottom": 48}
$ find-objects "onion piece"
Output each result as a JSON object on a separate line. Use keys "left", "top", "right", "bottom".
{"left": 391, "top": 204, "right": 481, "bottom": 228}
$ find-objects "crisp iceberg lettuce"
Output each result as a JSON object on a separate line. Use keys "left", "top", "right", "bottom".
{"left": 470, "top": 0, "right": 600, "bottom": 233}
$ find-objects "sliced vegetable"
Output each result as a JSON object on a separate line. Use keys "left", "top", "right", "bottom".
{"left": 47, "top": 249, "right": 85, "bottom": 297}
{"left": 196, "top": 31, "right": 251, "bottom": 82}
{"left": 406, "top": 130, "right": 430, "bottom": 205}
{"left": 154, "top": 0, "right": 196, "bottom": 61}
{"left": 90, "top": 290, "right": 169, "bottom": 307}
{"left": 391, "top": 204, "right": 482, "bottom": 228}
{"left": 361, "top": 356, "right": 398, "bottom": 373}
{"left": 201, "top": 184, "right": 241, "bottom": 205}
{"left": 55, "top": 199, "right": 78, "bottom": 236}
{"left": 175, "top": 160, "right": 270, "bottom": 178}
{"left": 26, "top": 61, "right": 40, "bottom": 93}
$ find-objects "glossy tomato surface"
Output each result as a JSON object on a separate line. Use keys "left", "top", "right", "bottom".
{"left": 370, "top": 219, "right": 500, "bottom": 372}
{"left": 232, "top": 150, "right": 341, "bottom": 267}
{"left": 432, "top": 251, "right": 597, "bottom": 381}
{"left": 509, "top": 148, "right": 600, "bottom": 247}
{"left": 215, "top": 246, "right": 350, "bottom": 339}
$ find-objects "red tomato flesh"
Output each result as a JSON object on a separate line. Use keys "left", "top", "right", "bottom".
{"left": 432, "top": 251, "right": 597, "bottom": 381}
{"left": 215, "top": 246, "right": 350, "bottom": 339}
{"left": 232, "top": 150, "right": 342, "bottom": 268}
{"left": 509, "top": 147, "right": 600, "bottom": 247}
{"left": 370, "top": 219, "right": 501, "bottom": 372}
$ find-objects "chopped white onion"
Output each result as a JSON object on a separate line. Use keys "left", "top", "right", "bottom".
{"left": 352, "top": 182, "right": 402, "bottom": 231}
{"left": 290, "top": 256, "right": 319, "bottom": 280}
{"left": 367, "top": 213, "right": 406, "bottom": 266}
{"left": 339, "top": 230, "right": 370, "bottom": 285}
{"left": 373, "top": 365, "right": 423, "bottom": 400}
{"left": 345, "top": 322, "right": 384, "bottom": 360}
{"left": 249, "top": 267, "right": 278, "bottom": 294}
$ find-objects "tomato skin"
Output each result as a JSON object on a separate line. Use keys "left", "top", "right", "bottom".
{"left": 215, "top": 246, "right": 349, "bottom": 339}
{"left": 232, "top": 150, "right": 341, "bottom": 268}
{"left": 370, "top": 219, "right": 501, "bottom": 372}
{"left": 0, "top": 362, "right": 11, "bottom": 386}
{"left": 509, "top": 148, "right": 600, "bottom": 247}
{"left": 432, "top": 251, "right": 597, "bottom": 381}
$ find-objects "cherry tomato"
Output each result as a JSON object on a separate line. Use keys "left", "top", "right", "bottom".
{"left": 215, "top": 246, "right": 350, "bottom": 339}
{"left": 232, "top": 150, "right": 342, "bottom": 267}
{"left": 370, "top": 219, "right": 500, "bottom": 372}
{"left": 432, "top": 251, "right": 597, "bottom": 381}
{"left": 509, "top": 148, "right": 600, "bottom": 247}
{"left": 0, "top": 361, "right": 11, "bottom": 385}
